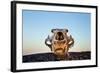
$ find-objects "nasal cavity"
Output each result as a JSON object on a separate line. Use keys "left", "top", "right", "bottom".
{"left": 56, "top": 32, "right": 64, "bottom": 40}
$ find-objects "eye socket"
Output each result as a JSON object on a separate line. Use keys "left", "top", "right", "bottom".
{"left": 65, "top": 29, "right": 68, "bottom": 32}
{"left": 51, "top": 29, "right": 56, "bottom": 33}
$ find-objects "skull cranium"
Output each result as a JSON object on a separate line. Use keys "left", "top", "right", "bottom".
{"left": 45, "top": 29, "right": 74, "bottom": 60}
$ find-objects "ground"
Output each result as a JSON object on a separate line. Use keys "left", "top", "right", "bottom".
{"left": 23, "top": 51, "right": 91, "bottom": 62}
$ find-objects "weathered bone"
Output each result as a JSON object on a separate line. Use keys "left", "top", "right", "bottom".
{"left": 45, "top": 35, "right": 52, "bottom": 51}
{"left": 45, "top": 29, "right": 74, "bottom": 60}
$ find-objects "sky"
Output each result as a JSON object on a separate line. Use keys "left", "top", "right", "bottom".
{"left": 22, "top": 10, "right": 91, "bottom": 55}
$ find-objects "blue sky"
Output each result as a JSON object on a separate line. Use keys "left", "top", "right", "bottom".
{"left": 22, "top": 10, "right": 91, "bottom": 55}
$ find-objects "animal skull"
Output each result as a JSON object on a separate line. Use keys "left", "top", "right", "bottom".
{"left": 45, "top": 29, "right": 74, "bottom": 60}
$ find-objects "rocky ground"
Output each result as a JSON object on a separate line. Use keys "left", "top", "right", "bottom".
{"left": 23, "top": 51, "right": 91, "bottom": 63}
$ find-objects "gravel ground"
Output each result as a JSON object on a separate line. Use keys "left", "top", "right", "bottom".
{"left": 23, "top": 51, "right": 91, "bottom": 63}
